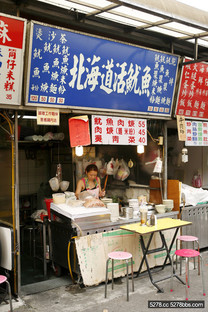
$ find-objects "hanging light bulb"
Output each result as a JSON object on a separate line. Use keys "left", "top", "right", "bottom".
{"left": 75, "top": 146, "right": 83, "bottom": 157}
{"left": 137, "top": 145, "right": 144, "bottom": 154}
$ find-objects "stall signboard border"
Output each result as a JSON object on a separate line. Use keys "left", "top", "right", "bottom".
{"left": 175, "top": 58, "right": 208, "bottom": 120}
{"left": 0, "top": 13, "right": 26, "bottom": 106}
{"left": 25, "top": 21, "right": 179, "bottom": 117}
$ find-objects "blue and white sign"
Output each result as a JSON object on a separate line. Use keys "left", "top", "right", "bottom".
{"left": 26, "top": 21, "right": 179, "bottom": 117}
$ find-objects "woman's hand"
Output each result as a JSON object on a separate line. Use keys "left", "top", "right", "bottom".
{"left": 99, "top": 189, "right": 106, "bottom": 198}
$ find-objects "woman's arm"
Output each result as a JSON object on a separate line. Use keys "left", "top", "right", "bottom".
{"left": 97, "top": 177, "right": 105, "bottom": 198}
{"left": 75, "top": 179, "right": 84, "bottom": 199}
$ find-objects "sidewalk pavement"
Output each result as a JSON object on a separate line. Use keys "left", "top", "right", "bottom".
{"left": 1, "top": 251, "right": 208, "bottom": 312}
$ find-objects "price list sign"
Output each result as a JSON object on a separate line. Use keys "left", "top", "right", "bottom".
{"left": 185, "top": 120, "right": 208, "bottom": 146}
{"left": 91, "top": 115, "right": 147, "bottom": 145}
{"left": 176, "top": 58, "right": 208, "bottom": 120}
{"left": 0, "top": 14, "right": 26, "bottom": 105}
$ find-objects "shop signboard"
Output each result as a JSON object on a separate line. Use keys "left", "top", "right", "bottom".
{"left": 25, "top": 21, "right": 179, "bottom": 117}
{"left": 185, "top": 120, "right": 208, "bottom": 146}
{"left": 0, "top": 14, "right": 26, "bottom": 105}
{"left": 176, "top": 58, "right": 208, "bottom": 120}
{"left": 91, "top": 115, "right": 147, "bottom": 145}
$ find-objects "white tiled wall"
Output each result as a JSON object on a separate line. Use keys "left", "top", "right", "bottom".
{"left": 19, "top": 149, "right": 49, "bottom": 195}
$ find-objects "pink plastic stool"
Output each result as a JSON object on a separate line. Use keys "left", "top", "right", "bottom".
{"left": 0, "top": 275, "right": 13, "bottom": 311}
{"left": 176, "top": 235, "right": 200, "bottom": 274}
{"left": 105, "top": 251, "right": 134, "bottom": 301}
{"left": 170, "top": 249, "right": 205, "bottom": 301}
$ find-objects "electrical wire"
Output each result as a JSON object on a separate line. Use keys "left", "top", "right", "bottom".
{"left": 67, "top": 236, "right": 77, "bottom": 284}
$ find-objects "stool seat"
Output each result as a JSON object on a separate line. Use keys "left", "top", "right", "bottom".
{"left": 0, "top": 275, "right": 7, "bottom": 283}
{"left": 108, "top": 251, "right": 132, "bottom": 260}
{"left": 175, "top": 249, "right": 200, "bottom": 258}
{"left": 177, "top": 235, "right": 198, "bottom": 242}
{"left": 0, "top": 275, "right": 13, "bottom": 311}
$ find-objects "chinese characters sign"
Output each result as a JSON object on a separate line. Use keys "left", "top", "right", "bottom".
{"left": 185, "top": 121, "right": 208, "bottom": 146}
{"left": 0, "top": 14, "right": 26, "bottom": 105}
{"left": 37, "top": 107, "right": 59, "bottom": 125}
{"left": 176, "top": 58, "right": 208, "bottom": 119}
{"left": 91, "top": 115, "right": 147, "bottom": 145}
{"left": 26, "top": 21, "right": 178, "bottom": 117}
{"left": 177, "top": 115, "right": 186, "bottom": 141}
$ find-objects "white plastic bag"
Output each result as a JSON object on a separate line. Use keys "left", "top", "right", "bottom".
{"left": 114, "top": 159, "right": 130, "bottom": 181}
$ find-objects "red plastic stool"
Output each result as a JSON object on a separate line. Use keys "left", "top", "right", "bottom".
{"left": 170, "top": 249, "right": 205, "bottom": 300}
{"left": 176, "top": 235, "right": 200, "bottom": 275}
{"left": 0, "top": 275, "right": 13, "bottom": 311}
{"left": 105, "top": 251, "right": 134, "bottom": 301}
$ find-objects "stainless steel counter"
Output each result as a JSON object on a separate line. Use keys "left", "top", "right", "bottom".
{"left": 73, "top": 210, "right": 179, "bottom": 236}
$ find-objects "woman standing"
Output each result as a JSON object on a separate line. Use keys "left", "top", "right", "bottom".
{"left": 75, "top": 164, "right": 105, "bottom": 199}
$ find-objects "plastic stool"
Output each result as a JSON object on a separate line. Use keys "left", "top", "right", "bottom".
{"left": 176, "top": 235, "right": 200, "bottom": 275}
{"left": 105, "top": 251, "right": 134, "bottom": 301}
{"left": 0, "top": 275, "right": 13, "bottom": 311}
{"left": 170, "top": 249, "right": 205, "bottom": 301}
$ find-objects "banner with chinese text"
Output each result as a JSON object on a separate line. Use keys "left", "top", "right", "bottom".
{"left": 0, "top": 14, "right": 26, "bottom": 105}
{"left": 26, "top": 21, "right": 179, "bottom": 117}
{"left": 185, "top": 121, "right": 208, "bottom": 146}
{"left": 176, "top": 58, "right": 208, "bottom": 120}
{"left": 91, "top": 115, "right": 147, "bottom": 145}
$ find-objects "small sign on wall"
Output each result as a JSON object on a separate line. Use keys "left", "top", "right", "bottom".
{"left": 68, "top": 115, "right": 91, "bottom": 147}
{"left": 37, "top": 107, "right": 60, "bottom": 125}
{"left": 176, "top": 115, "right": 186, "bottom": 141}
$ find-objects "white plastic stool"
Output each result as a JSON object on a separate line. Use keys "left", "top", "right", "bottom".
{"left": 0, "top": 275, "right": 13, "bottom": 311}
{"left": 176, "top": 235, "right": 200, "bottom": 275}
{"left": 105, "top": 251, "right": 134, "bottom": 301}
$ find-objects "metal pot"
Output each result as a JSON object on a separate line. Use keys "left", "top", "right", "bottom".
{"left": 122, "top": 207, "right": 134, "bottom": 219}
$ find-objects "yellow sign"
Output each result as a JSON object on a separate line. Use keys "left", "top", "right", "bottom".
{"left": 177, "top": 115, "right": 186, "bottom": 141}
{"left": 37, "top": 108, "right": 60, "bottom": 125}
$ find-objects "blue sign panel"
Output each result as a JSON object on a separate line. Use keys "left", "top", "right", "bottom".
{"left": 26, "top": 22, "right": 179, "bottom": 116}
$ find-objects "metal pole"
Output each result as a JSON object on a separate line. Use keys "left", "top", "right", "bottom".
{"left": 163, "top": 122, "right": 167, "bottom": 200}
{"left": 15, "top": 111, "right": 21, "bottom": 294}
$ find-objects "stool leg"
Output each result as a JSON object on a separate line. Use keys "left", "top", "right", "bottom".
{"left": 126, "top": 260, "right": 129, "bottom": 301}
{"left": 131, "top": 257, "right": 134, "bottom": 292}
{"left": 193, "top": 242, "right": 196, "bottom": 270}
{"left": 185, "top": 257, "right": 189, "bottom": 300}
{"left": 112, "top": 259, "right": 114, "bottom": 290}
{"left": 199, "top": 255, "right": 206, "bottom": 296}
{"left": 105, "top": 258, "right": 110, "bottom": 298}
{"left": 188, "top": 258, "right": 190, "bottom": 288}
{"left": 176, "top": 239, "right": 178, "bottom": 270}
{"left": 6, "top": 280, "right": 13, "bottom": 312}
{"left": 197, "top": 241, "right": 200, "bottom": 276}
{"left": 170, "top": 254, "right": 175, "bottom": 292}
{"left": 180, "top": 255, "right": 182, "bottom": 276}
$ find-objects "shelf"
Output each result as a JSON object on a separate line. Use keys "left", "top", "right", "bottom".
{"left": 128, "top": 183, "right": 159, "bottom": 190}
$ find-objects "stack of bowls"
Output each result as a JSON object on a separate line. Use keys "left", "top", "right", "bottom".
{"left": 155, "top": 204, "right": 166, "bottom": 214}
{"left": 162, "top": 199, "right": 174, "bottom": 212}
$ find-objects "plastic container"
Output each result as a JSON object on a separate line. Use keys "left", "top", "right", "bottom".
{"left": 52, "top": 193, "right": 65, "bottom": 204}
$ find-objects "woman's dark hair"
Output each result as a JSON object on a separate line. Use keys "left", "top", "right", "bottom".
{"left": 85, "top": 164, "right": 98, "bottom": 173}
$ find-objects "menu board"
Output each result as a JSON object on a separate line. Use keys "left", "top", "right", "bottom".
{"left": 185, "top": 121, "right": 208, "bottom": 146}
{"left": 25, "top": 21, "right": 179, "bottom": 117}
{"left": 176, "top": 58, "right": 208, "bottom": 120}
{"left": 0, "top": 14, "right": 26, "bottom": 105}
{"left": 91, "top": 115, "right": 147, "bottom": 145}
